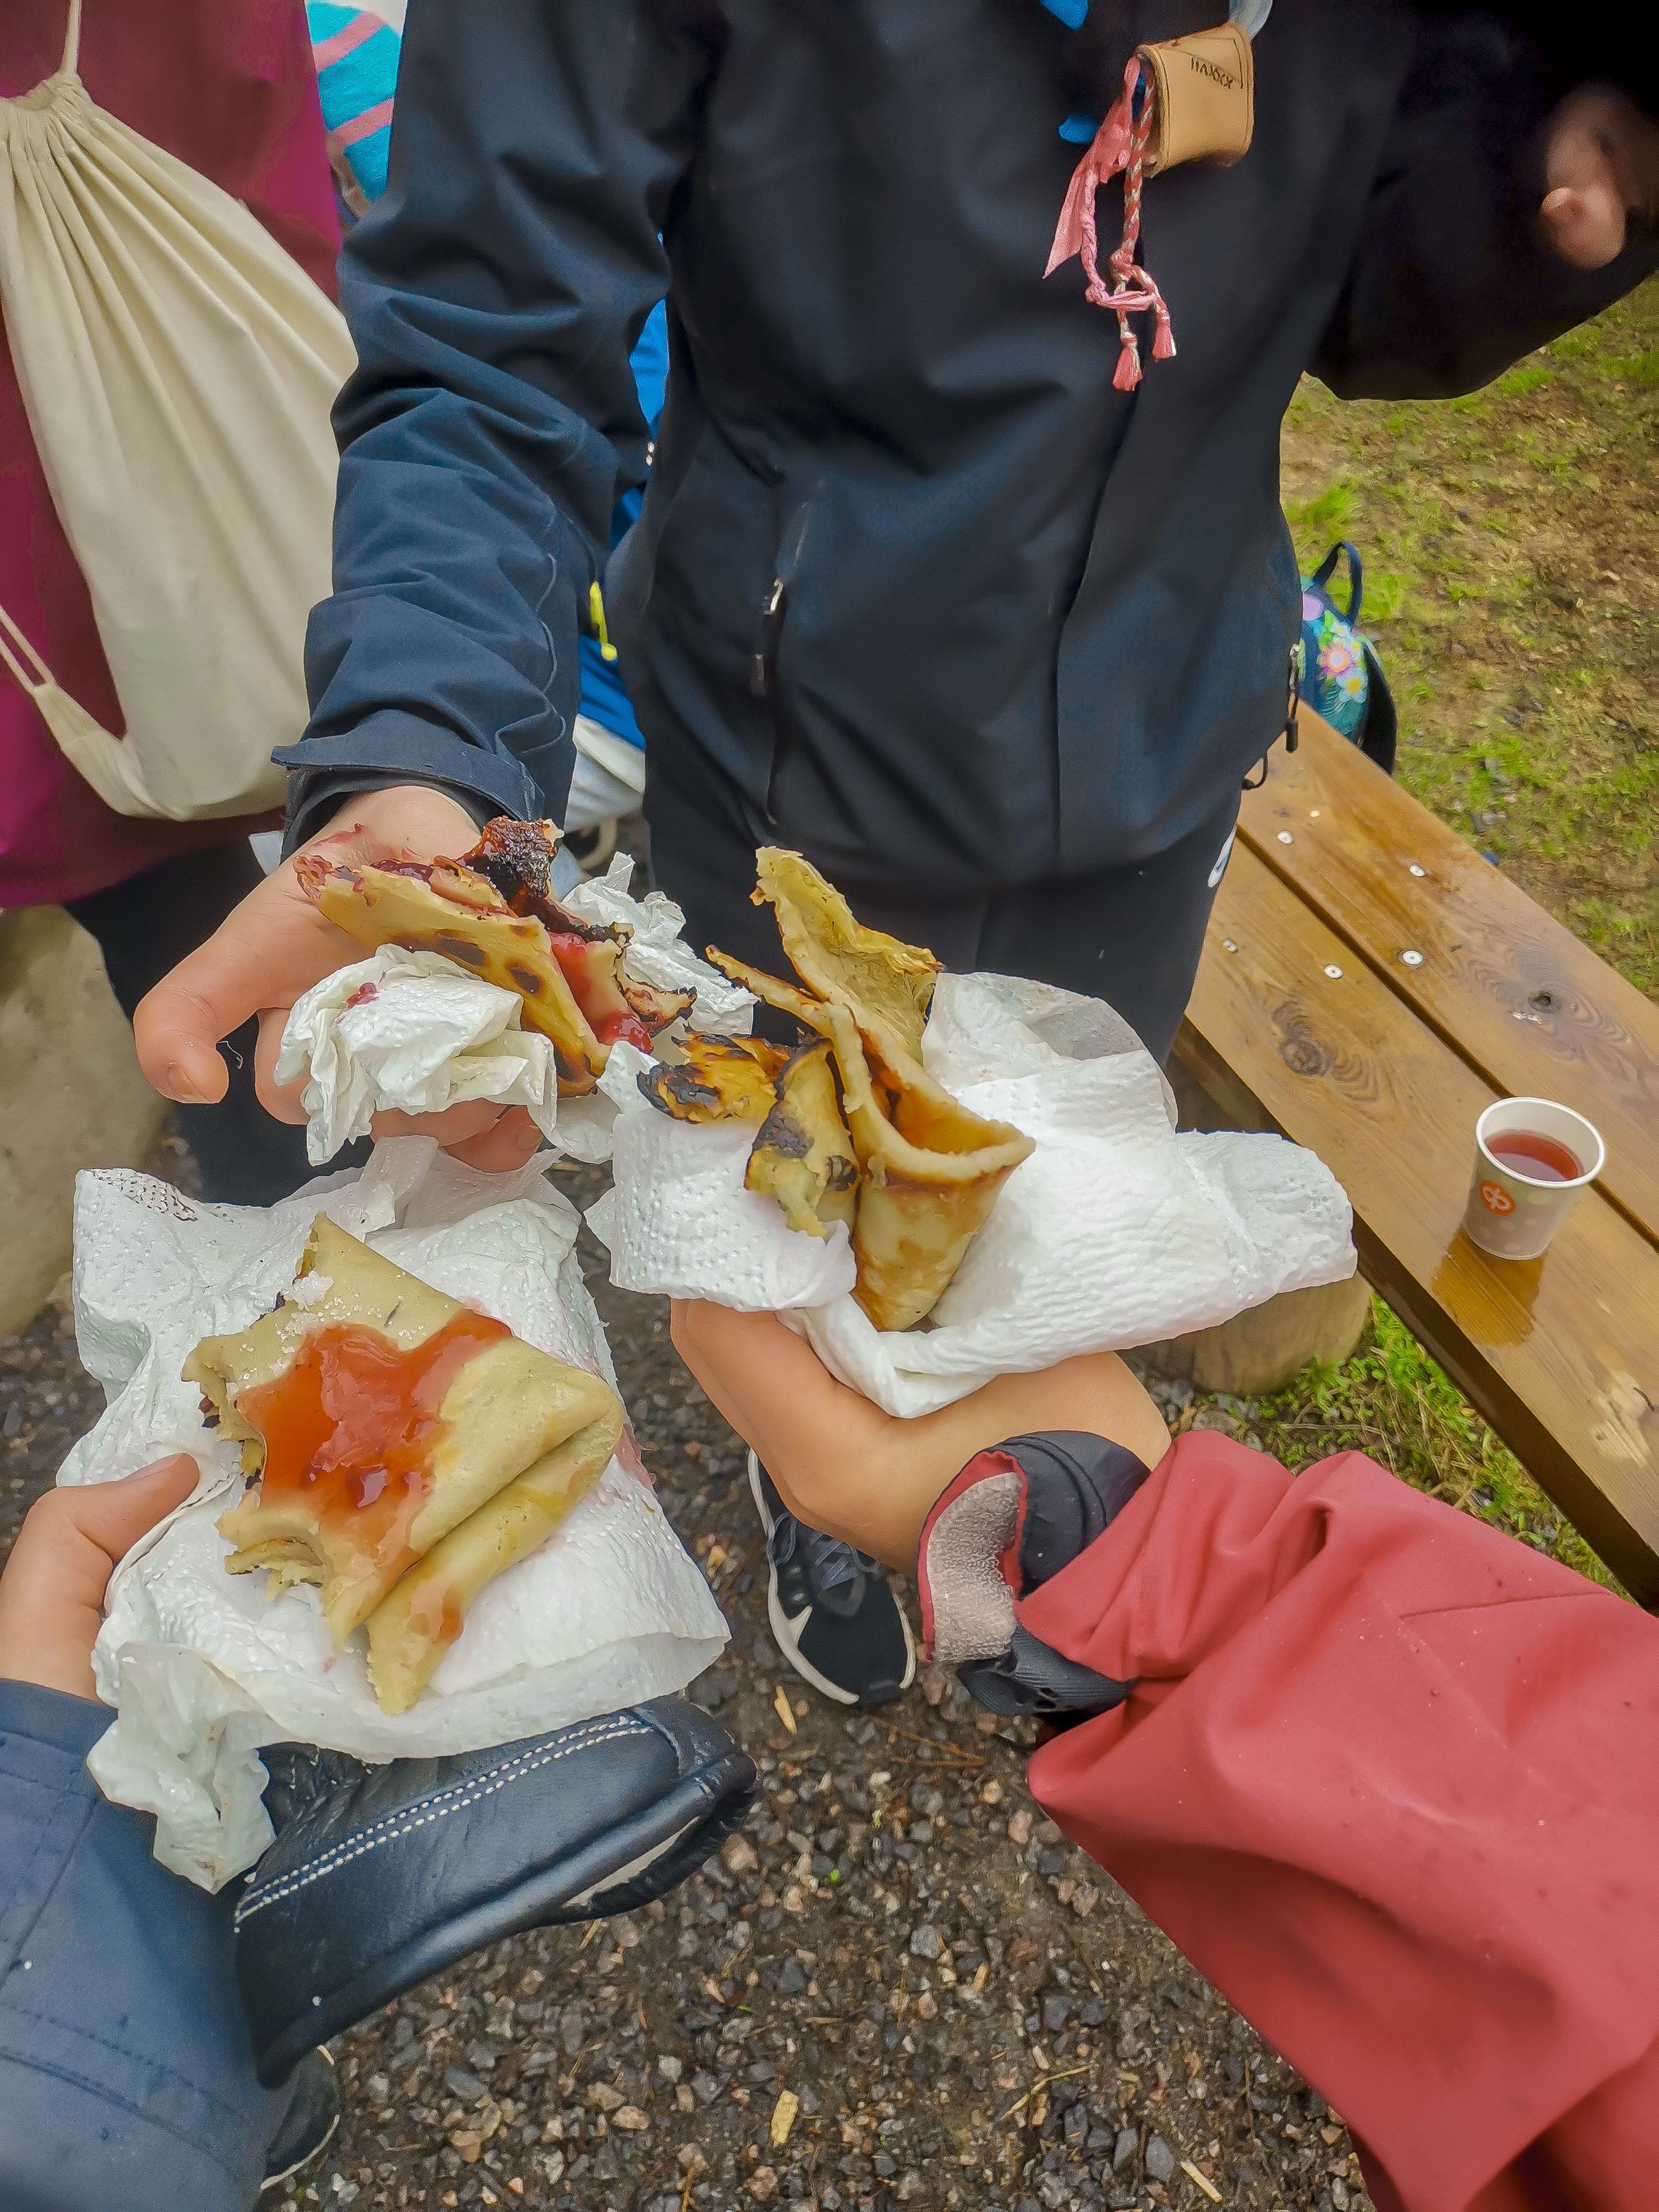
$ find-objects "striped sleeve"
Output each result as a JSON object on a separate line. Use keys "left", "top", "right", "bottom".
{"left": 307, "top": 3, "right": 401, "bottom": 214}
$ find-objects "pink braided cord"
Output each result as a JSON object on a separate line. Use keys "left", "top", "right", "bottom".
{"left": 1045, "top": 57, "right": 1177, "bottom": 392}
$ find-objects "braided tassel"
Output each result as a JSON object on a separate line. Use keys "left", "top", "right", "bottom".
{"left": 1046, "top": 57, "right": 1177, "bottom": 391}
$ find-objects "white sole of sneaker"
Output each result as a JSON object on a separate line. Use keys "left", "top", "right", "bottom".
{"left": 748, "top": 1453, "right": 917, "bottom": 1707}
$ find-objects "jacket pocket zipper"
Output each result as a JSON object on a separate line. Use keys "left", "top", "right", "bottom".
{"left": 755, "top": 493, "right": 818, "bottom": 826}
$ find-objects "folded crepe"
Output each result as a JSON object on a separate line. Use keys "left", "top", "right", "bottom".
{"left": 711, "top": 952, "right": 1032, "bottom": 1329}
{"left": 745, "top": 1037, "right": 861, "bottom": 1240}
{"left": 683, "top": 850, "right": 1034, "bottom": 1331}
{"left": 754, "top": 847, "right": 939, "bottom": 1067}
{"left": 186, "top": 1215, "right": 621, "bottom": 1713}
{"left": 297, "top": 818, "right": 692, "bottom": 1094}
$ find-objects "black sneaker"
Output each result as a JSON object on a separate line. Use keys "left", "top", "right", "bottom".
{"left": 260, "top": 2048, "right": 339, "bottom": 2192}
{"left": 748, "top": 1451, "right": 916, "bottom": 1707}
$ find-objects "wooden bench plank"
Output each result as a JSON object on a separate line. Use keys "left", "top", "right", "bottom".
{"left": 1235, "top": 713, "right": 1659, "bottom": 1249}
{"left": 1178, "top": 842, "right": 1659, "bottom": 1603}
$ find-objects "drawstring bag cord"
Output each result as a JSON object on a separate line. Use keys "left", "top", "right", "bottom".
{"left": 1046, "top": 56, "right": 1176, "bottom": 392}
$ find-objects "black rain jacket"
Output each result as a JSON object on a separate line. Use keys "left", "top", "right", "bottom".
{"left": 281, "top": 0, "right": 1654, "bottom": 899}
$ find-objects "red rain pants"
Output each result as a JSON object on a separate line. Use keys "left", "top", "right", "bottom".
{"left": 1016, "top": 1434, "right": 1659, "bottom": 2212}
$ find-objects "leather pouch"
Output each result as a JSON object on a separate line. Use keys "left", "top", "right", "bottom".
{"left": 1138, "top": 21, "right": 1254, "bottom": 176}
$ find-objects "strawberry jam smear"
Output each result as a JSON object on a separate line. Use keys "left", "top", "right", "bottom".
{"left": 236, "top": 1310, "right": 509, "bottom": 1570}
{"left": 324, "top": 822, "right": 660, "bottom": 1055}
{"left": 595, "top": 1006, "right": 655, "bottom": 1051}
{"left": 544, "top": 931, "right": 654, "bottom": 1050}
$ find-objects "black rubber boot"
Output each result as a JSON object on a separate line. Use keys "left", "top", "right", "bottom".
{"left": 236, "top": 1698, "right": 755, "bottom": 2086}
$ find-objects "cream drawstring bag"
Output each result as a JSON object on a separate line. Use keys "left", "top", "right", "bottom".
{"left": 0, "top": 0, "right": 357, "bottom": 820}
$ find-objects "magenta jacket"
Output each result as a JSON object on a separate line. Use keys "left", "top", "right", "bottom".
{"left": 0, "top": 0, "right": 339, "bottom": 906}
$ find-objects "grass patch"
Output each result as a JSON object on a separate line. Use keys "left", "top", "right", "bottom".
{"left": 1281, "top": 275, "right": 1659, "bottom": 991}
{"left": 1602, "top": 347, "right": 1659, "bottom": 389}
{"left": 1496, "top": 364, "right": 1551, "bottom": 397}
{"left": 1284, "top": 478, "right": 1357, "bottom": 543}
{"left": 1249, "top": 1299, "right": 1623, "bottom": 1591}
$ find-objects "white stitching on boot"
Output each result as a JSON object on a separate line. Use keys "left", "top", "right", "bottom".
{"left": 235, "top": 1718, "right": 648, "bottom": 1924}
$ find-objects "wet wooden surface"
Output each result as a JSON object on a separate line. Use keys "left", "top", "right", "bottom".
{"left": 1235, "top": 714, "right": 1659, "bottom": 1247}
{"left": 1179, "top": 716, "right": 1659, "bottom": 1602}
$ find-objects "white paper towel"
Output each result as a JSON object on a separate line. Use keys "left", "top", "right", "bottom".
{"left": 275, "top": 853, "right": 755, "bottom": 1169}
{"left": 68, "top": 1138, "right": 727, "bottom": 1890}
{"left": 586, "top": 974, "right": 1357, "bottom": 1416}
{"left": 276, "top": 946, "right": 563, "bottom": 1163}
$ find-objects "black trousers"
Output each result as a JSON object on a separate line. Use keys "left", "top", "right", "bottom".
{"left": 66, "top": 842, "right": 323, "bottom": 1208}
{"left": 644, "top": 753, "right": 1239, "bottom": 1065}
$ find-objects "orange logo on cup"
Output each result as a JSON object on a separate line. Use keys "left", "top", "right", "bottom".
{"left": 1480, "top": 1180, "right": 1515, "bottom": 1215}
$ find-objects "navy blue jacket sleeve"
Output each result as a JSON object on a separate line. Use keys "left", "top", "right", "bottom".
{"left": 1315, "top": 10, "right": 1659, "bottom": 400}
{"left": 0, "top": 1682, "right": 285, "bottom": 2212}
{"left": 279, "top": 0, "right": 717, "bottom": 850}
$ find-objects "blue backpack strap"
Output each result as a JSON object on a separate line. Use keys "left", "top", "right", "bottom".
{"left": 1311, "top": 539, "right": 1364, "bottom": 626}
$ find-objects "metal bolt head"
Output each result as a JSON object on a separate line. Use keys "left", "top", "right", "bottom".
{"left": 1277, "top": 831, "right": 1294, "bottom": 845}
{"left": 1323, "top": 964, "right": 1343, "bottom": 979}
{"left": 1400, "top": 949, "right": 1424, "bottom": 967}
{"left": 1408, "top": 863, "right": 1427, "bottom": 878}
{"left": 1222, "top": 939, "right": 1239, "bottom": 954}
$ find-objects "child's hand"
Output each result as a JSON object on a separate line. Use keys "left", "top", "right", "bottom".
{"left": 134, "top": 785, "right": 544, "bottom": 1175}
{"left": 669, "top": 1302, "right": 1170, "bottom": 1571}
{"left": 0, "top": 1458, "right": 200, "bottom": 1702}
{"left": 1542, "top": 87, "right": 1659, "bottom": 268}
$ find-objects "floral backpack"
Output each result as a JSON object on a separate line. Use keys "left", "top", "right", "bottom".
{"left": 1299, "top": 542, "right": 1397, "bottom": 774}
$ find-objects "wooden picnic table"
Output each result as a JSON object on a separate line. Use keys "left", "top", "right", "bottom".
{"left": 1175, "top": 709, "right": 1659, "bottom": 1604}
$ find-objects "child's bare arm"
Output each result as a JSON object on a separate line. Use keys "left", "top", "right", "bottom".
{"left": 669, "top": 1300, "right": 1169, "bottom": 1571}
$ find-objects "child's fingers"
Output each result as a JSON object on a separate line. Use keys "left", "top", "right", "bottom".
{"left": 29, "top": 1457, "right": 202, "bottom": 1584}
{"left": 445, "top": 1106, "right": 545, "bottom": 1173}
{"left": 0, "top": 1457, "right": 200, "bottom": 1700}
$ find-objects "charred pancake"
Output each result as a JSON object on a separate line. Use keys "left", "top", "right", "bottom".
{"left": 637, "top": 1032, "right": 789, "bottom": 1124}
{"left": 708, "top": 947, "right": 1033, "bottom": 1330}
{"left": 745, "top": 1037, "right": 860, "bottom": 1239}
{"left": 297, "top": 820, "right": 688, "bottom": 1093}
{"left": 298, "top": 851, "right": 609, "bottom": 1087}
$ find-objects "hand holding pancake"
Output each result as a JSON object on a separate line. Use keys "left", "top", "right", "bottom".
{"left": 669, "top": 1299, "right": 1169, "bottom": 1570}
{"left": 133, "top": 785, "right": 544, "bottom": 1173}
{"left": 0, "top": 1457, "right": 200, "bottom": 1702}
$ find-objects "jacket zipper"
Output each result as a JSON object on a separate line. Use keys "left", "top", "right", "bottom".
{"left": 755, "top": 493, "right": 819, "bottom": 827}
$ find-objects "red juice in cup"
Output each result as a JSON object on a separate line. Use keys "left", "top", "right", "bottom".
{"left": 1462, "top": 1097, "right": 1605, "bottom": 1261}
{"left": 1484, "top": 1129, "right": 1583, "bottom": 1184}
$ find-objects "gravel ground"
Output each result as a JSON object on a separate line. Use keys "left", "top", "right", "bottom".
{"left": 0, "top": 1134, "right": 1373, "bottom": 2212}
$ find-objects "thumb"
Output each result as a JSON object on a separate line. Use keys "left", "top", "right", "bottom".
{"left": 133, "top": 864, "right": 355, "bottom": 1106}
{"left": 1540, "top": 179, "right": 1628, "bottom": 270}
{"left": 60, "top": 1454, "right": 203, "bottom": 1571}
{"left": 0, "top": 1457, "right": 201, "bottom": 1702}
